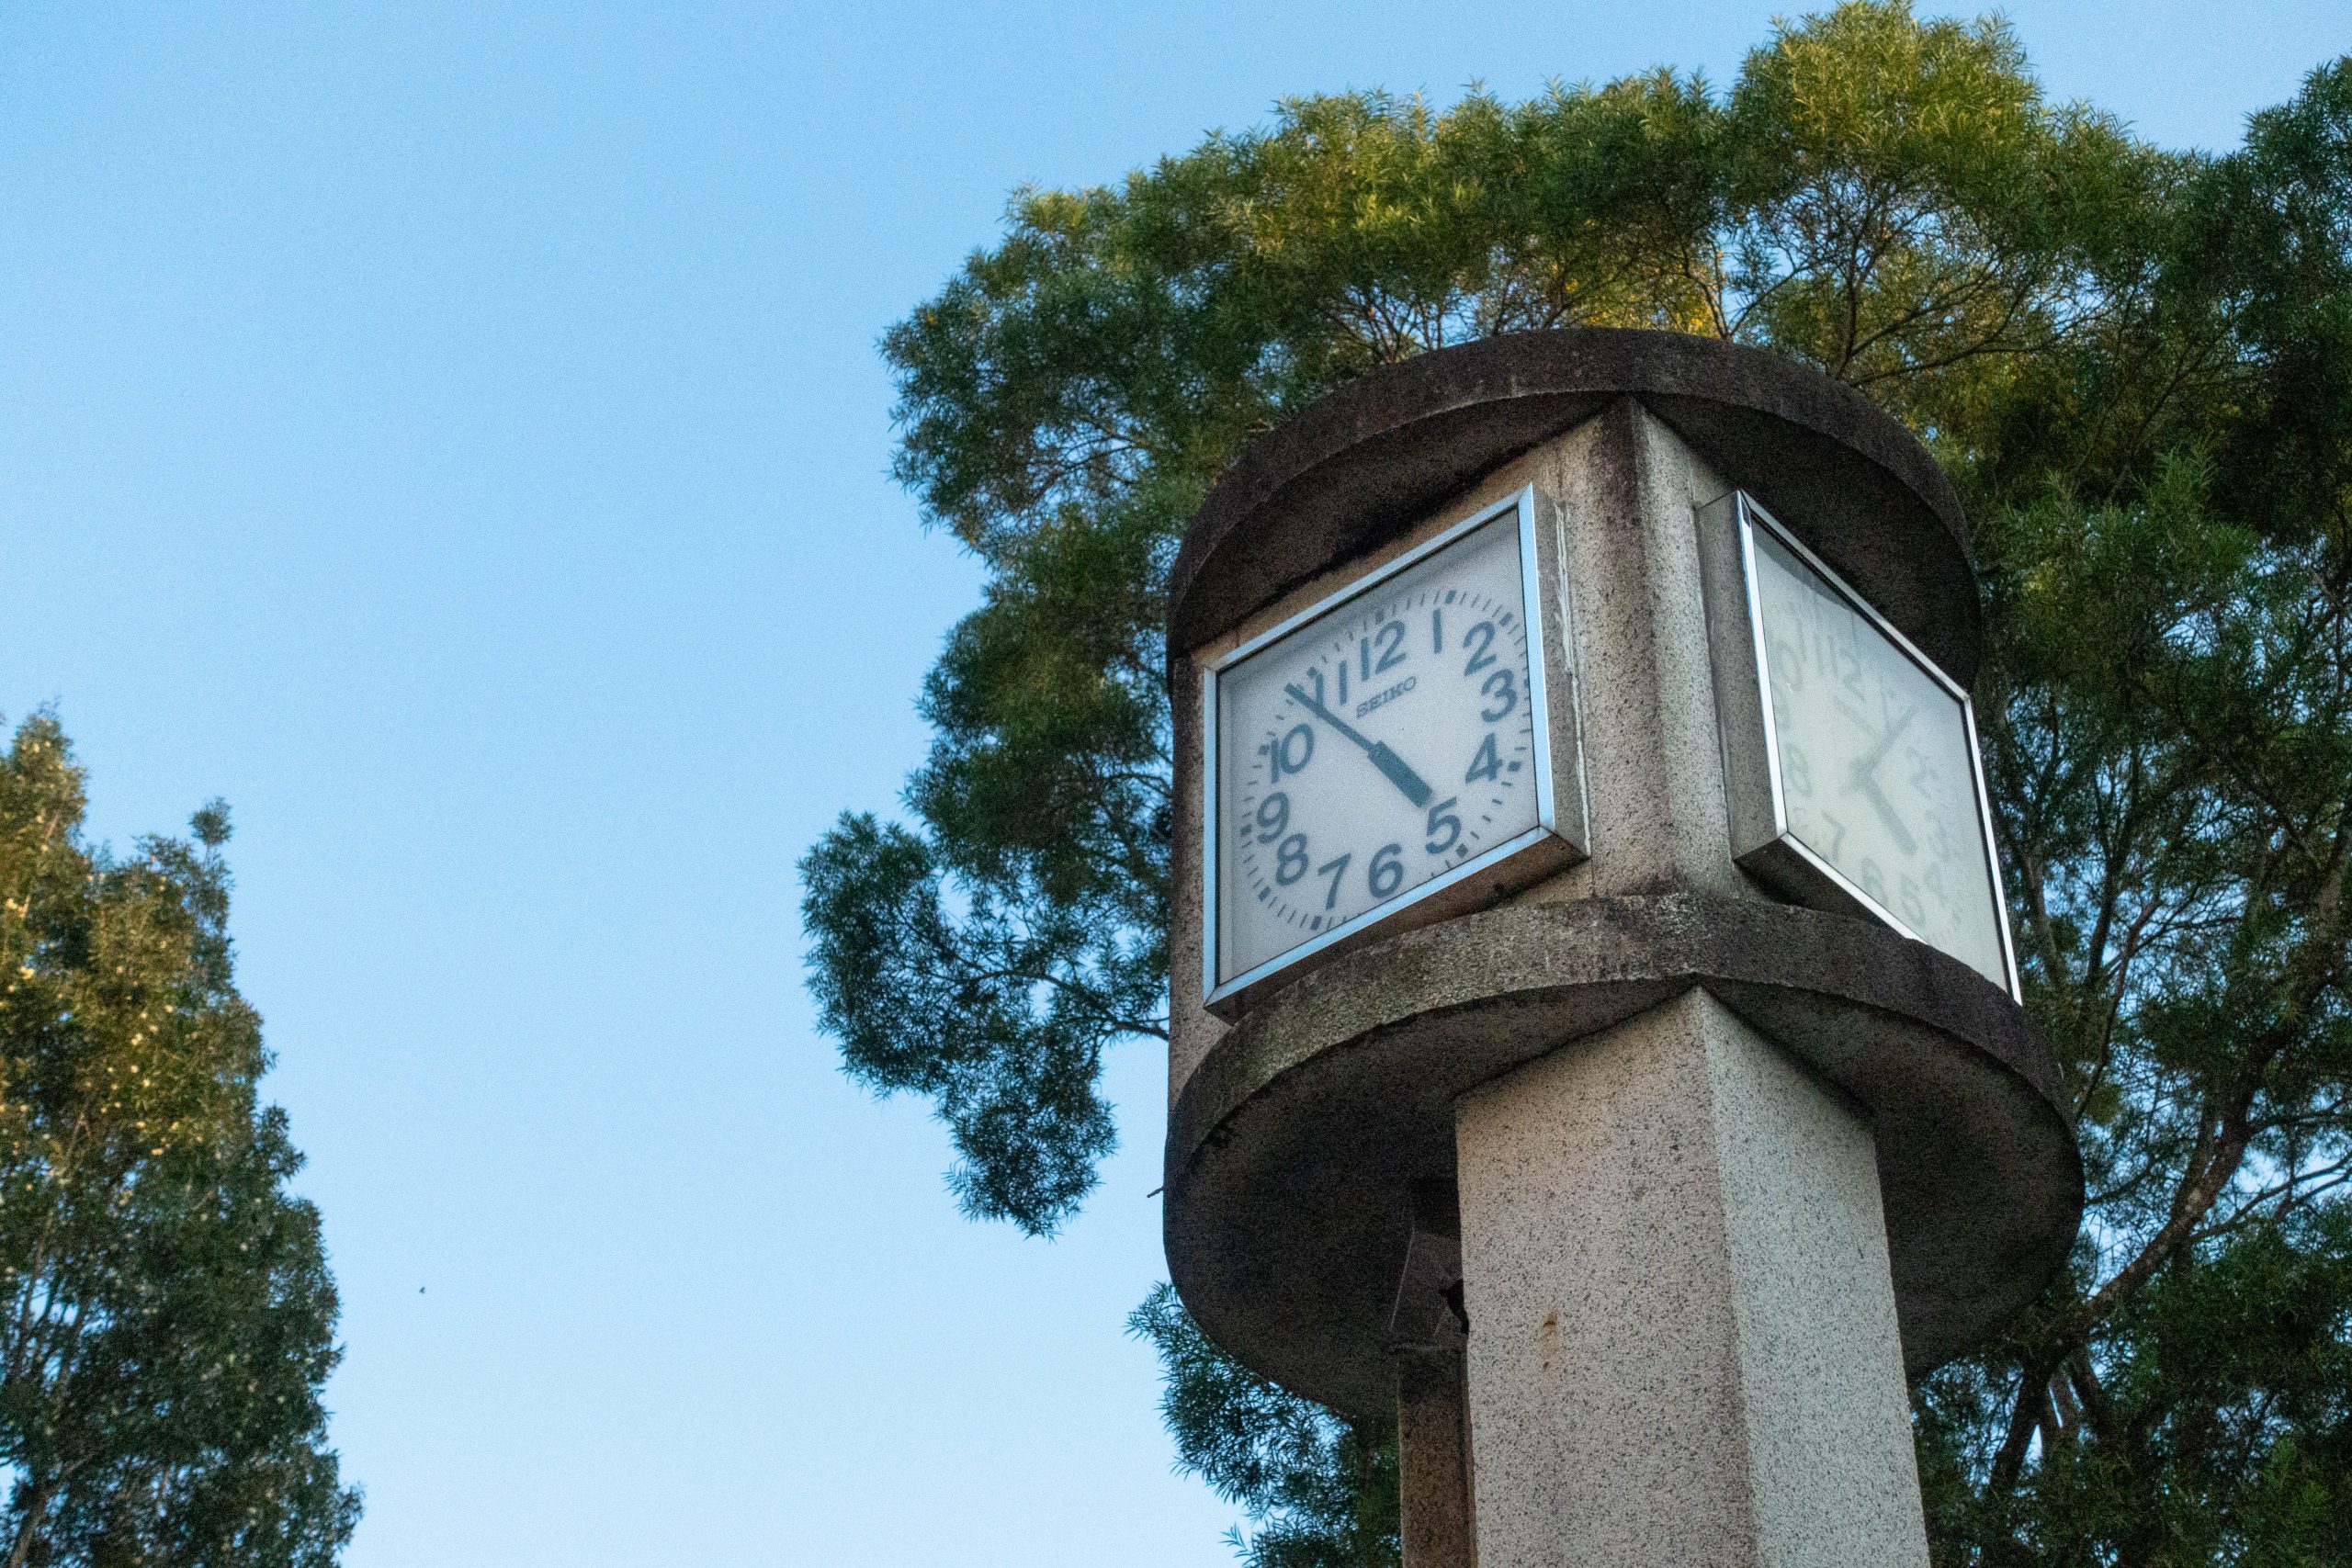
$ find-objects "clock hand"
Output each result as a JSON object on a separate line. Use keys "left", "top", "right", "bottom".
{"left": 1849, "top": 704, "right": 1918, "bottom": 784}
{"left": 1847, "top": 705, "right": 1921, "bottom": 855}
{"left": 1283, "top": 682, "right": 1434, "bottom": 807}
{"left": 1855, "top": 773, "right": 1920, "bottom": 856}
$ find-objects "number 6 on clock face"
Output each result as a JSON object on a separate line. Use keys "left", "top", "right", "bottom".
{"left": 1200, "top": 487, "right": 1590, "bottom": 1017}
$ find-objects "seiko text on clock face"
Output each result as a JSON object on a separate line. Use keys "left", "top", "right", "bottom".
{"left": 1211, "top": 504, "right": 1554, "bottom": 994}
{"left": 1747, "top": 522, "right": 2010, "bottom": 987}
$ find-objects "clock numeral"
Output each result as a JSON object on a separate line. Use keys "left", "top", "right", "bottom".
{"left": 1424, "top": 796, "right": 1462, "bottom": 855}
{"left": 1367, "top": 843, "right": 1405, "bottom": 898}
{"left": 1479, "top": 668, "right": 1517, "bottom": 722}
{"left": 1897, "top": 874, "right": 1926, "bottom": 928}
{"left": 1269, "top": 723, "right": 1316, "bottom": 779}
{"left": 1857, "top": 857, "right": 1889, "bottom": 907}
{"left": 1314, "top": 852, "right": 1351, "bottom": 909}
{"left": 1781, "top": 740, "right": 1815, "bottom": 797}
{"left": 1254, "top": 792, "right": 1291, "bottom": 844}
{"left": 1816, "top": 809, "right": 1848, "bottom": 859}
{"left": 1463, "top": 621, "right": 1498, "bottom": 676}
{"left": 1371, "top": 620, "right": 1408, "bottom": 676}
{"left": 1465, "top": 733, "right": 1502, "bottom": 784}
{"left": 1431, "top": 609, "right": 1442, "bottom": 655}
{"left": 1835, "top": 637, "right": 1865, "bottom": 699}
{"left": 1274, "top": 834, "right": 1310, "bottom": 886}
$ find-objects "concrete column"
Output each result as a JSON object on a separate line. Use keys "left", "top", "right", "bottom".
{"left": 1453, "top": 989, "right": 1929, "bottom": 1568}
{"left": 1396, "top": 1328, "right": 1477, "bottom": 1568}
{"left": 1391, "top": 1185, "right": 1478, "bottom": 1568}
{"left": 1548, "top": 396, "right": 1746, "bottom": 900}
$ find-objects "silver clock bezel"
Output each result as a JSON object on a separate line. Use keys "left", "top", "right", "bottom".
{"left": 1201, "top": 486, "right": 1589, "bottom": 1017}
{"left": 1697, "top": 489, "right": 2022, "bottom": 1001}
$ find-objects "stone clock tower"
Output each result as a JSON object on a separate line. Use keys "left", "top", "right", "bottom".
{"left": 1161, "top": 330, "right": 2081, "bottom": 1568}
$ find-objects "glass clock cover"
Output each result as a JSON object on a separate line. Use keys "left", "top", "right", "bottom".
{"left": 1204, "top": 493, "right": 1581, "bottom": 1008}
{"left": 1712, "top": 493, "right": 2018, "bottom": 994}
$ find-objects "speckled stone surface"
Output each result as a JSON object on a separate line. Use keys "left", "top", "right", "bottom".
{"left": 1168, "top": 328, "right": 1978, "bottom": 683}
{"left": 1456, "top": 991, "right": 1929, "bottom": 1568}
{"left": 1551, "top": 399, "right": 1744, "bottom": 899}
{"left": 1161, "top": 891, "right": 2078, "bottom": 1416}
{"left": 1397, "top": 1326, "right": 1479, "bottom": 1568}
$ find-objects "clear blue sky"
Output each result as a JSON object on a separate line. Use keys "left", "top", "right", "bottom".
{"left": 0, "top": 3, "right": 2342, "bottom": 1563}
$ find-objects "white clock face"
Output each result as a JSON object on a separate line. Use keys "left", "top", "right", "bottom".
{"left": 1748, "top": 524, "right": 2010, "bottom": 987}
{"left": 1211, "top": 506, "right": 1553, "bottom": 995}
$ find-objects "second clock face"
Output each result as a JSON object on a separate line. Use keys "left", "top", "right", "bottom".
{"left": 1748, "top": 524, "right": 2010, "bottom": 987}
{"left": 1212, "top": 507, "right": 1548, "bottom": 993}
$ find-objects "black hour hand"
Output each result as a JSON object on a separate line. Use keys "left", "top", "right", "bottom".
{"left": 1363, "top": 741, "right": 1435, "bottom": 808}
{"left": 1283, "top": 682, "right": 1434, "bottom": 807}
{"left": 1856, "top": 773, "right": 1919, "bottom": 856}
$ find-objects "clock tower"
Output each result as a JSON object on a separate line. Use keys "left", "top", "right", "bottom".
{"left": 1162, "top": 331, "right": 2082, "bottom": 1568}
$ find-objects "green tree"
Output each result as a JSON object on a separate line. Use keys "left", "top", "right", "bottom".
{"left": 0, "top": 716, "right": 358, "bottom": 1567}
{"left": 803, "top": 5, "right": 2352, "bottom": 1561}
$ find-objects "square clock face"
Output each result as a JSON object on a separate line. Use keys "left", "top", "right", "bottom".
{"left": 1202, "top": 490, "right": 1587, "bottom": 1014}
{"left": 1700, "top": 491, "right": 2020, "bottom": 997}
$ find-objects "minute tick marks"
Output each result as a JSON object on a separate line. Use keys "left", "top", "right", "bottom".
{"left": 1213, "top": 507, "right": 1550, "bottom": 987}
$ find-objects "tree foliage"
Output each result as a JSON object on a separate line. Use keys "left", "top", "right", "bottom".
{"left": 0, "top": 716, "right": 357, "bottom": 1567}
{"left": 1128, "top": 1285, "right": 1398, "bottom": 1568}
{"left": 803, "top": 5, "right": 2352, "bottom": 1560}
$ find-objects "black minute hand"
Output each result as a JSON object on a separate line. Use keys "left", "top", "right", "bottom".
{"left": 1850, "top": 705, "right": 1918, "bottom": 784}
{"left": 1283, "top": 682, "right": 1434, "bottom": 807}
{"left": 1848, "top": 705, "right": 1921, "bottom": 855}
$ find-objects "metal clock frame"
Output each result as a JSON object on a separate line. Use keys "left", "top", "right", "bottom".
{"left": 1201, "top": 486, "right": 1590, "bottom": 1017}
{"left": 1697, "top": 489, "right": 2023, "bottom": 1001}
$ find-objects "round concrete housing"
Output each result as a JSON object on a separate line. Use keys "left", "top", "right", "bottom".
{"left": 1161, "top": 330, "right": 2082, "bottom": 1419}
{"left": 1169, "top": 328, "right": 1983, "bottom": 686}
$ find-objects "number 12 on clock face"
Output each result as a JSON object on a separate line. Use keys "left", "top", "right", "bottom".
{"left": 1201, "top": 488, "right": 1589, "bottom": 1016}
